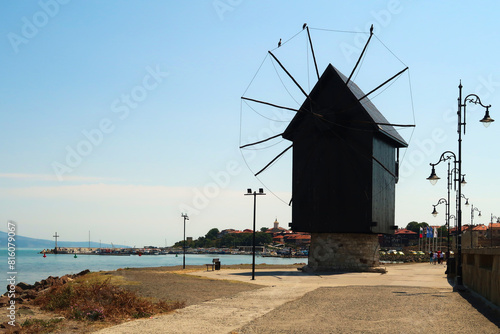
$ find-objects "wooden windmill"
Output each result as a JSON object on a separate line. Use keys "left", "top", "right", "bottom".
{"left": 241, "top": 25, "right": 413, "bottom": 271}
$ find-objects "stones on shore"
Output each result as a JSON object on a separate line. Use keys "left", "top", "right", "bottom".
{"left": 1, "top": 269, "right": 91, "bottom": 307}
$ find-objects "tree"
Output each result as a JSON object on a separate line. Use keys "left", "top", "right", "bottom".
{"left": 405, "top": 221, "right": 429, "bottom": 233}
{"left": 260, "top": 227, "right": 268, "bottom": 232}
{"left": 205, "top": 228, "right": 220, "bottom": 240}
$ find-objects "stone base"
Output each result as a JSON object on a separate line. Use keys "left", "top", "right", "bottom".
{"left": 302, "top": 233, "right": 384, "bottom": 273}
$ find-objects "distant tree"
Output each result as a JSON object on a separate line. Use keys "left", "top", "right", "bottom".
{"left": 405, "top": 221, "right": 429, "bottom": 233}
{"left": 260, "top": 227, "right": 268, "bottom": 232}
{"left": 173, "top": 227, "right": 272, "bottom": 249}
{"left": 205, "top": 228, "right": 220, "bottom": 240}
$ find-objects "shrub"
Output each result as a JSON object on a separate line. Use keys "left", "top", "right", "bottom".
{"left": 34, "top": 278, "right": 184, "bottom": 322}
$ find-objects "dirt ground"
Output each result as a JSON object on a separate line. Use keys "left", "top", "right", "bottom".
{"left": 106, "top": 265, "right": 267, "bottom": 306}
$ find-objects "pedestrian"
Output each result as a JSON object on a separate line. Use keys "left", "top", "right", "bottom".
{"left": 433, "top": 251, "right": 438, "bottom": 265}
{"left": 429, "top": 251, "right": 433, "bottom": 264}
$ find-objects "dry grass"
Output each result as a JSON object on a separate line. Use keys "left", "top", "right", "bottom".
{"left": 33, "top": 277, "right": 184, "bottom": 322}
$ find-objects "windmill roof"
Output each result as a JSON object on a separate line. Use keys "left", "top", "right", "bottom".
{"left": 335, "top": 66, "right": 408, "bottom": 147}
{"left": 283, "top": 64, "right": 408, "bottom": 148}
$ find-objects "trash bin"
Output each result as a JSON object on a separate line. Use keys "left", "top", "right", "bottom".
{"left": 214, "top": 259, "right": 221, "bottom": 270}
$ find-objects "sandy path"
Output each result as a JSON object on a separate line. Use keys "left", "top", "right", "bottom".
{"left": 95, "top": 263, "right": 499, "bottom": 333}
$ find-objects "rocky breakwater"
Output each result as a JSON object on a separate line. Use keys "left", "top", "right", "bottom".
{"left": 0, "top": 269, "right": 90, "bottom": 330}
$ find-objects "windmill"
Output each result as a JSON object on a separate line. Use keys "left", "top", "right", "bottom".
{"left": 240, "top": 25, "right": 415, "bottom": 272}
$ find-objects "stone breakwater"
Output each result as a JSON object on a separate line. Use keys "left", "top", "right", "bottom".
{"left": 1, "top": 269, "right": 91, "bottom": 309}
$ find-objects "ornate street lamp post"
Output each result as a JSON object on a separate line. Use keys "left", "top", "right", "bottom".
{"left": 427, "top": 151, "right": 459, "bottom": 256}
{"left": 469, "top": 205, "right": 481, "bottom": 248}
{"left": 455, "top": 82, "right": 493, "bottom": 290}
{"left": 245, "top": 188, "right": 266, "bottom": 280}
{"left": 431, "top": 198, "right": 448, "bottom": 253}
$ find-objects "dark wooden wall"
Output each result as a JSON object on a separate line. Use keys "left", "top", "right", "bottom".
{"left": 371, "top": 136, "right": 397, "bottom": 234}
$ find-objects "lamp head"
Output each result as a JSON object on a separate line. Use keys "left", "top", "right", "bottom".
{"left": 480, "top": 107, "right": 494, "bottom": 127}
{"left": 461, "top": 175, "right": 467, "bottom": 186}
{"left": 432, "top": 206, "right": 438, "bottom": 217}
{"left": 247, "top": 188, "right": 252, "bottom": 194}
{"left": 259, "top": 188, "right": 264, "bottom": 194}
{"left": 427, "top": 166, "right": 440, "bottom": 185}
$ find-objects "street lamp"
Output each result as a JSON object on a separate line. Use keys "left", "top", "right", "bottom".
{"left": 431, "top": 198, "right": 448, "bottom": 253}
{"left": 427, "top": 151, "right": 458, "bottom": 255}
{"left": 181, "top": 213, "right": 189, "bottom": 269}
{"left": 469, "top": 205, "right": 481, "bottom": 248}
{"left": 461, "top": 194, "right": 470, "bottom": 206}
{"left": 455, "top": 81, "right": 493, "bottom": 290}
{"left": 244, "top": 188, "right": 266, "bottom": 280}
{"left": 449, "top": 214, "right": 457, "bottom": 250}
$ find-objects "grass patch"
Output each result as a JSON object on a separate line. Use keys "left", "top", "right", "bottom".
{"left": 20, "top": 318, "right": 63, "bottom": 334}
{"left": 33, "top": 277, "right": 184, "bottom": 322}
{"left": 78, "top": 272, "right": 141, "bottom": 286}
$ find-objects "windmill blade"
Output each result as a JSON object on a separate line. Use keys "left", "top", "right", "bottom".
{"left": 255, "top": 144, "right": 293, "bottom": 176}
{"left": 306, "top": 26, "right": 320, "bottom": 81}
{"left": 346, "top": 25, "right": 374, "bottom": 85}
{"left": 241, "top": 97, "right": 301, "bottom": 113}
{"left": 357, "top": 67, "right": 409, "bottom": 102}
{"left": 268, "top": 51, "right": 310, "bottom": 100}
{"left": 240, "top": 133, "right": 284, "bottom": 149}
{"left": 352, "top": 120, "right": 415, "bottom": 127}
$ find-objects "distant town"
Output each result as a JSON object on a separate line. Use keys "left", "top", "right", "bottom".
{"left": 42, "top": 219, "right": 500, "bottom": 257}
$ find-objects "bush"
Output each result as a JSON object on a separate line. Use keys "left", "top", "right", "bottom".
{"left": 34, "top": 278, "right": 184, "bottom": 322}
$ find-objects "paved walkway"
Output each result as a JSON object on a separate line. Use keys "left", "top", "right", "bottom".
{"left": 96, "top": 263, "right": 499, "bottom": 333}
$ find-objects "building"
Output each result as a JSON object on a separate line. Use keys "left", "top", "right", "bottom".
{"left": 379, "top": 228, "right": 418, "bottom": 247}
{"left": 472, "top": 224, "right": 488, "bottom": 237}
{"left": 488, "top": 223, "right": 500, "bottom": 237}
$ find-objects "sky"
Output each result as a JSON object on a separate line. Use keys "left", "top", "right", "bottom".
{"left": 1, "top": 1, "right": 499, "bottom": 247}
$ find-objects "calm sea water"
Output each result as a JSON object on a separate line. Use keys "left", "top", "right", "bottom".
{"left": 1, "top": 249, "right": 305, "bottom": 285}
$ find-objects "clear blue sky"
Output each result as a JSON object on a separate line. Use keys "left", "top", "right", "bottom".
{"left": 1, "top": 1, "right": 499, "bottom": 247}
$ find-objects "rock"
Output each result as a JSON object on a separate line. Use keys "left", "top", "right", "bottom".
{"left": 15, "top": 286, "right": 23, "bottom": 294}
{"left": 0, "top": 295, "right": 10, "bottom": 306}
{"left": 21, "top": 290, "right": 37, "bottom": 300}
{"left": 60, "top": 275, "right": 73, "bottom": 284}
{"left": 75, "top": 269, "right": 90, "bottom": 277}
{"left": 16, "top": 282, "right": 34, "bottom": 290}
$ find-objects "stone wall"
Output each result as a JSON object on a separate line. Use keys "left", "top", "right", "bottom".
{"left": 462, "top": 248, "right": 500, "bottom": 307}
{"left": 303, "top": 233, "right": 381, "bottom": 272}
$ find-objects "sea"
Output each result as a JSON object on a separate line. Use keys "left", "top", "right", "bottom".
{"left": 1, "top": 249, "right": 305, "bottom": 285}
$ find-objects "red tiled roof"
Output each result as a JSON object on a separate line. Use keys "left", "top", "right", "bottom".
{"left": 395, "top": 229, "right": 417, "bottom": 235}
